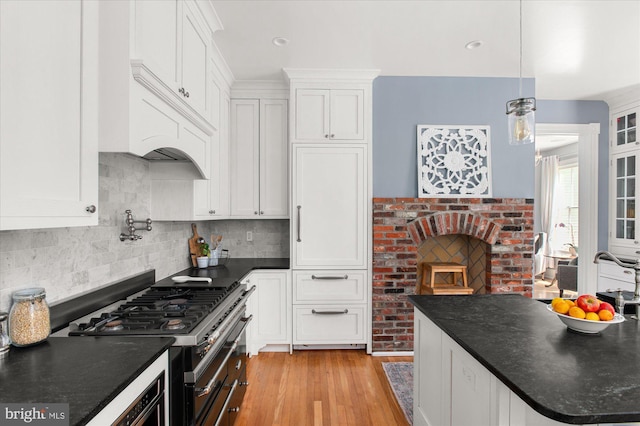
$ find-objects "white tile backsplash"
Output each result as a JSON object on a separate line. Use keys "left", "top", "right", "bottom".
{"left": 0, "top": 153, "right": 289, "bottom": 311}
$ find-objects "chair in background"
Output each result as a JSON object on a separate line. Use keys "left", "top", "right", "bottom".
{"left": 556, "top": 257, "right": 578, "bottom": 297}
{"left": 533, "top": 232, "right": 546, "bottom": 279}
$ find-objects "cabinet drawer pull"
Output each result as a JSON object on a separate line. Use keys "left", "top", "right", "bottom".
{"left": 624, "top": 270, "right": 633, "bottom": 274}
{"left": 311, "top": 275, "right": 348, "bottom": 280}
{"left": 85, "top": 205, "right": 96, "bottom": 213}
{"left": 312, "top": 309, "right": 348, "bottom": 315}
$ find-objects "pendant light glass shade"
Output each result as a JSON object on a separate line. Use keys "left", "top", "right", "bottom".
{"left": 507, "top": 0, "right": 536, "bottom": 146}
{"left": 506, "top": 97, "right": 536, "bottom": 145}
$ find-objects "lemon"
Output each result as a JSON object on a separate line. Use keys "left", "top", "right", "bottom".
{"left": 568, "top": 306, "right": 586, "bottom": 319}
{"left": 585, "top": 312, "right": 600, "bottom": 321}
{"left": 553, "top": 301, "right": 570, "bottom": 315}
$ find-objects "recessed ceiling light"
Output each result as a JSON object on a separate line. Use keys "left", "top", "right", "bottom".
{"left": 465, "top": 40, "right": 483, "bottom": 50}
{"left": 272, "top": 37, "right": 289, "bottom": 47}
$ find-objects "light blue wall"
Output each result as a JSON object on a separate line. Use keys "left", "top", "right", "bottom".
{"left": 372, "top": 76, "right": 536, "bottom": 198}
{"left": 371, "top": 77, "right": 609, "bottom": 249}
{"left": 536, "top": 100, "right": 609, "bottom": 250}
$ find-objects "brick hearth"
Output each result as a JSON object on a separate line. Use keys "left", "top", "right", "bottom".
{"left": 372, "top": 197, "right": 534, "bottom": 352}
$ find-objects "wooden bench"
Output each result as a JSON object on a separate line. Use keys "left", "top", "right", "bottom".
{"left": 416, "top": 262, "right": 473, "bottom": 295}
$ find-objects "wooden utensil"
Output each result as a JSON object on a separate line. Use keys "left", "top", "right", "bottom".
{"left": 188, "top": 223, "right": 201, "bottom": 267}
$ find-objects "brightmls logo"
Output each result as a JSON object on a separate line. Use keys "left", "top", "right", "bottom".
{"left": 0, "top": 404, "right": 68, "bottom": 426}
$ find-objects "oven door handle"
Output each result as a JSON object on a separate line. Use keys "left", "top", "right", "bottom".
{"left": 214, "top": 379, "right": 239, "bottom": 426}
{"left": 196, "top": 315, "right": 253, "bottom": 398}
{"left": 198, "top": 285, "right": 256, "bottom": 351}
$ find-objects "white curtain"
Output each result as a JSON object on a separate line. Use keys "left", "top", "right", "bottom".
{"left": 536, "top": 156, "right": 559, "bottom": 272}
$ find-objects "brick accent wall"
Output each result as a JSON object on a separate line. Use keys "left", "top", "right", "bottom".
{"left": 372, "top": 197, "right": 534, "bottom": 352}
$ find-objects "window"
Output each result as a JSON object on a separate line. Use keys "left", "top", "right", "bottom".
{"left": 553, "top": 162, "right": 579, "bottom": 250}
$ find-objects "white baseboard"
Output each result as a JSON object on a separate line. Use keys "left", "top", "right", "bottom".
{"left": 372, "top": 351, "right": 414, "bottom": 357}
{"left": 293, "top": 344, "right": 365, "bottom": 351}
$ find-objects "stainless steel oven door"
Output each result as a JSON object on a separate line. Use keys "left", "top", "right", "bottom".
{"left": 114, "top": 374, "right": 165, "bottom": 426}
{"left": 195, "top": 312, "right": 252, "bottom": 426}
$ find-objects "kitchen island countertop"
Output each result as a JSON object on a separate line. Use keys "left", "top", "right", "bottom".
{"left": 0, "top": 336, "right": 174, "bottom": 426}
{"left": 408, "top": 294, "right": 640, "bottom": 424}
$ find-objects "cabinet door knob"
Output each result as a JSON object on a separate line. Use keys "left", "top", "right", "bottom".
{"left": 324, "top": 134, "right": 329, "bottom": 138}
{"left": 330, "top": 134, "right": 335, "bottom": 138}
{"left": 260, "top": 210, "right": 264, "bottom": 215}
{"left": 85, "top": 205, "right": 96, "bottom": 213}
{"left": 209, "top": 210, "right": 215, "bottom": 214}
{"left": 254, "top": 211, "right": 258, "bottom": 215}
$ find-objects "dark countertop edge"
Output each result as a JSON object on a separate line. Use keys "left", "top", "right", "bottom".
{"left": 75, "top": 337, "right": 175, "bottom": 426}
{"left": 408, "top": 295, "right": 640, "bottom": 425}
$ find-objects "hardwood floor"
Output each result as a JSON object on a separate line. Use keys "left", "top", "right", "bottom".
{"left": 235, "top": 350, "right": 413, "bottom": 426}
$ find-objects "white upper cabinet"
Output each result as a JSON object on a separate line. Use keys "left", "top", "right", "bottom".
{"left": 132, "top": 0, "right": 211, "bottom": 122}
{"left": 133, "top": 0, "right": 179, "bottom": 89}
{"left": 230, "top": 99, "right": 288, "bottom": 218}
{"left": 294, "top": 89, "right": 364, "bottom": 142}
{"left": 178, "top": 2, "right": 210, "bottom": 118}
{"left": 611, "top": 106, "right": 638, "bottom": 153}
{"left": 608, "top": 103, "right": 640, "bottom": 258}
{"left": 99, "top": 0, "right": 224, "bottom": 179}
{"left": 0, "top": 0, "right": 99, "bottom": 230}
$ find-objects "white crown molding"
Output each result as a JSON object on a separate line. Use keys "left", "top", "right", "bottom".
{"left": 231, "top": 80, "right": 289, "bottom": 99}
{"left": 210, "top": 43, "right": 235, "bottom": 89}
{"left": 282, "top": 68, "right": 381, "bottom": 83}
{"left": 197, "top": 0, "right": 224, "bottom": 34}
{"left": 597, "top": 84, "right": 640, "bottom": 111}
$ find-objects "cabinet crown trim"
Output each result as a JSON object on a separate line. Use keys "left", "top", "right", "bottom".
{"left": 282, "top": 68, "right": 380, "bottom": 82}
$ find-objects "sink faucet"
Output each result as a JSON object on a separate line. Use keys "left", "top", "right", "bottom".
{"left": 593, "top": 251, "right": 640, "bottom": 320}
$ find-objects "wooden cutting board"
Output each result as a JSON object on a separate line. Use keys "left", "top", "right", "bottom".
{"left": 188, "top": 223, "right": 202, "bottom": 267}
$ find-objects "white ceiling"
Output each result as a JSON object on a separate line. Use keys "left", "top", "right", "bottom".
{"left": 210, "top": 0, "right": 640, "bottom": 101}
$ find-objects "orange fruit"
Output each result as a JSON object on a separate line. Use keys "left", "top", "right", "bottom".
{"left": 564, "top": 299, "right": 575, "bottom": 308}
{"left": 553, "top": 301, "right": 570, "bottom": 315}
{"left": 585, "top": 312, "right": 600, "bottom": 321}
{"left": 599, "top": 310, "right": 614, "bottom": 321}
{"left": 551, "top": 297, "right": 564, "bottom": 308}
{"left": 568, "top": 306, "right": 586, "bottom": 319}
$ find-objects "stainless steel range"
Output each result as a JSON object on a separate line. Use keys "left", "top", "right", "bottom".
{"left": 53, "top": 271, "right": 255, "bottom": 426}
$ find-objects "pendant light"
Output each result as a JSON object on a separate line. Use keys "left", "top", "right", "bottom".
{"left": 506, "top": 0, "right": 536, "bottom": 145}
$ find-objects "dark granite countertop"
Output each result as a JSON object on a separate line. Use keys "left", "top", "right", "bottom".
{"left": 154, "top": 257, "right": 290, "bottom": 288}
{"left": 408, "top": 294, "right": 640, "bottom": 424}
{"left": 0, "top": 336, "right": 174, "bottom": 426}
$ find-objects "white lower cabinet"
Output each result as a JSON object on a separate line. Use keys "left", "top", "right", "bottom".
{"left": 414, "top": 309, "right": 586, "bottom": 426}
{"left": 292, "top": 270, "right": 367, "bottom": 345}
{"left": 293, "top": 305, "right": 365, "bottom": 345}
{"left": 244, "top": 270, "right": 291, "bottom": 355}
{"left": 597, "top": 259, "right": 637, "bottom": 293}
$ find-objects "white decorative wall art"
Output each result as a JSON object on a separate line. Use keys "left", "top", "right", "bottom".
{"left": 417, "top": 125, "right": 492, "bottom": 197}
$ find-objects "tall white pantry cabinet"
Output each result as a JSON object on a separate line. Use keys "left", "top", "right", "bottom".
{"left": 285, "top": 69, "right": 379, "bottom": 352}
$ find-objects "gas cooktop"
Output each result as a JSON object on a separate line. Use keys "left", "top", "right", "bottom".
{"left": 68, "top": 284, "right": 240, "bottom": 336}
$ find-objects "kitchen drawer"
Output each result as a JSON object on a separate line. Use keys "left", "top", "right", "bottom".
{"left": 597, "top": 275, "right": 636, "bottom": 293}
{"left": 597, "top": 259, "right": 636, "bottom": 282}
{"left": 293, "top": 305, "right": 365, "bottom": 344}
{"left": 293, "top": 270, "right": 366, "bottom": 303}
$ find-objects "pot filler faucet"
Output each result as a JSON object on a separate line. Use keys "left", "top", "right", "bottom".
{"left": 593, "top": 251, "right": 640, "bottom": 320}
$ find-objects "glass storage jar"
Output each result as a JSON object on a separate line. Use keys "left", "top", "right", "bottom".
{"left": 9, "top": 288, "right": 50, "bottom": 346}
{"left": 0, "top": 312, "right": 10, "bottom": 357}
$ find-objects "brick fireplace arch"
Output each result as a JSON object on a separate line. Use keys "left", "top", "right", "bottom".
{"left": 372, "top": 197, "right": 534, "bottom": 352}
